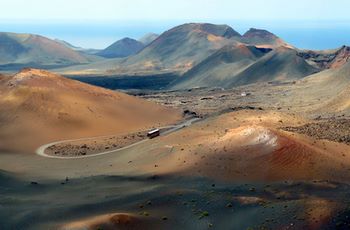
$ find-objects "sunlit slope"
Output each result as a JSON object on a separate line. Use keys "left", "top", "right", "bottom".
{"left": 0, "top": 69, "right": 181, "bottom": 152}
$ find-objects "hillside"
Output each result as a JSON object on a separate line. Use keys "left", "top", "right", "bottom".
{"left": 148, "top": 111, "right": 350, "bottom": 182}
{"left": 0, "top": 69, "right": 181, "bottom": 152}
{"left": 227, "top": 46, "right": 318, "bottom": 87}
{"left": 171, "top": 46, "right": 317, "bottom": 89}
{"left": 0, "top": 32, "right": 95, "bottom": 69}
{"left": 170, "top": 44, "right": 272, "bottom": 89}
{"left": 104, "top": 23, "right": 242, "bottom": 75}
{"left": 294, "top": 61, "right": 350, "bottom": 113}
{"left": 57, "top": 23, "right": 292, "bottom": 78}
{"left": 97, "top": 37, "right": 145, "bottom": 58}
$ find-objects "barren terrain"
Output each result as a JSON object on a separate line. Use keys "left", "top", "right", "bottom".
{"left": 1, "top": 74, "right": 350, "bottom": 229}
{"left": 1, "top": 22, "right": 350, "bottom": 230}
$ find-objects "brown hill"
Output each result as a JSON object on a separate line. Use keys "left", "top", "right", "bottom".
{"left": 0, "top": 69, "right": 181, "bottom": 153}
{"left": 140, "top": 111, "right": 350, "bottom": 182}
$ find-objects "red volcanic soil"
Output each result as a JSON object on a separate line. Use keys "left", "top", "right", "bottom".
{"left": 139, "top": 111, "right": 350, "bottom": 183}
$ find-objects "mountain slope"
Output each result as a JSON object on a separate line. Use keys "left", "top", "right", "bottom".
{"left": 171, "top": 46, "right": 317, "bottom": 89}
{"left": 170, "top": 44, "right": 272, "bottom": 89}
{"left": 107, "top": 23, "right": 242, "bottom": 75}
{"left": 0, "top": 69, "right": 181, "bottom": 152}
{"left": 227, "top": 47, "right": 318, "bottom": 87}
{"left": 295, "top": 61, "right": 350, "bottom": 113}
{"left": 57, "top": 23, "right": 292, "bottom": 77}
{"left": 0, "top": 32, "right": 94, "bottom": 68}
{"left": 97, "top": 38, "right": 145, "bottom": 58}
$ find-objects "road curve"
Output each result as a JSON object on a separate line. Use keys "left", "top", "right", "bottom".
{"left": 35, "top": 117, "right": 201, "bottom": 159}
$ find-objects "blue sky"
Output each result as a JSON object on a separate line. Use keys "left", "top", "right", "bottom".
{"left": 1, "top": 0, "right": 350, "bottom": 49}
{"left": 2, "top": 0, "right": 350, "bottom": 21}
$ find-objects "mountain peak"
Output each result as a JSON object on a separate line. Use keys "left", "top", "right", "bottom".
{"left": 169, "top": 23, "right": 241, "bottom": 38}
{"left": 14, "top": 68, "right": 57, "bottom": 80}
{"left": 97, "top": 37, "right": 145, "bottom": 58}
{"left": 119, "top": 37, "right": 137, "bottom": 42}
{"left": 7, "top": 68, "right": 61, "bottom": 88}
{"left": 243, "top": 28, "right": 278, "bottom": 39}
{"left": 242, "top": 28, "right": 289, "bottom": 48}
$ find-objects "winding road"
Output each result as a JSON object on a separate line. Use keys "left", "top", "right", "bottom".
{"left": 35, "top": 117, "right": 201, "bottom": 159}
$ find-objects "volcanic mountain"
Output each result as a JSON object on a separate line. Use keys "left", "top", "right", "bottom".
{"left": 57, "top": 23, "right": 293, "bottom": 78}
{"left": 101, "top": 23, "right": 242, "bottom": 75}
{"left": 0, "top": 69, "right": 181, "bottom": 153}
{"left": 171, "top": 46, "right": 317, "bottom": 89}
{"left": 97, "top": 37, "right": 145, "bottom": 58}
{"left": 0, "top": 32, "right": 95, "bottom": 69}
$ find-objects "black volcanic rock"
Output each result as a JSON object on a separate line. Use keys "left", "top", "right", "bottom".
{"left": 97, "top": 38, "right": 145, "bottom": 58}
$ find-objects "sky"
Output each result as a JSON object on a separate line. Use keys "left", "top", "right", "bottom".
{"left": 1, "top": 0, "right": 350, "bottom": 49}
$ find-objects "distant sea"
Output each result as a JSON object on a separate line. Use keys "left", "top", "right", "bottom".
{"left": 1, "top": 20, "right": 349, "bottom": 50}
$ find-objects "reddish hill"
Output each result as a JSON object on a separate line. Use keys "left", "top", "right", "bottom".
{"left": 140, "top": 111, "right": 350, "bottom": 183}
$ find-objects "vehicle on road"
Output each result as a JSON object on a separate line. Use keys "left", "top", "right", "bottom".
{"left": 147, "top": 129, "right": 160, "bottom": 139}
